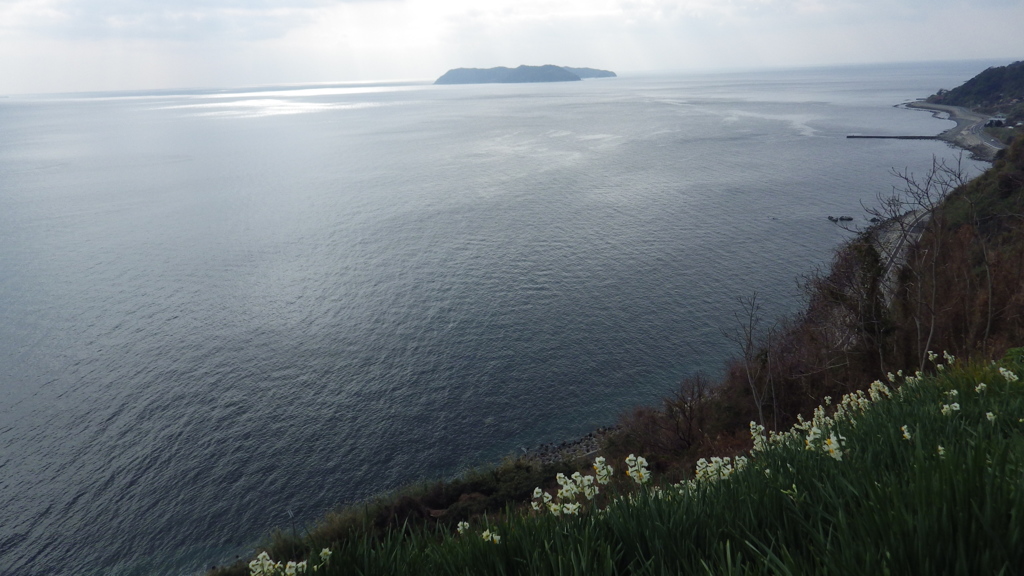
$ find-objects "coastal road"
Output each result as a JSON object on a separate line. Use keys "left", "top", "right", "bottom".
{"left": 905, "top": 102, "right": 1005, "bottom": 160}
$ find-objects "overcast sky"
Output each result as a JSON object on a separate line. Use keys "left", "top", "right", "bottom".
{"left": 0, "top": 0, "right": 1021, "bottom": 94}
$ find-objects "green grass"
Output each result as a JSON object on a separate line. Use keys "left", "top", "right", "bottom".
{"left": 984, "top": 126, "right": 1020, "bottom": 146}
{"left": 246, "top": 350, "right": 1024, "bottom": 575}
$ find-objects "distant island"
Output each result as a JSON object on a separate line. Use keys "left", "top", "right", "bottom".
{"left": 434, "top": 65, "right": 616, "bottom": 85}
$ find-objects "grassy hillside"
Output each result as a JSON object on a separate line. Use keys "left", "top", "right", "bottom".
{"left": 209, "top": 139, "right": 1024, "bottom": 576}
{"left": 230, "top": 353, "right": 1024, "bottom": 575}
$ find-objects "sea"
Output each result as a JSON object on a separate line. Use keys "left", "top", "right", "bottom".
{"left": 0, "top": 60, "right": 996, "bottom": 575}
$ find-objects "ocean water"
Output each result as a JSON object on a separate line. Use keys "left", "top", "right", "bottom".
{"left": 0, "top": 61, "right": 994, "bottom": 575}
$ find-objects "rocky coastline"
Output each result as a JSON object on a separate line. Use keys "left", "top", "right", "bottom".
{"left": 520, "top": 426, "right": 619, "bottom": 465}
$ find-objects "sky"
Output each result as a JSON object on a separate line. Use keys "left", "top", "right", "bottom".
{"left": 0, "top": 0, "right": 1021, "bottom": 94}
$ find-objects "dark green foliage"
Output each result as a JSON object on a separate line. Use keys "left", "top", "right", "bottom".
{"left": 927, "top": 61, "right": 1024, "bottom": 120}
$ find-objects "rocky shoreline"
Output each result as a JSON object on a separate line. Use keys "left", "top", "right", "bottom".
{"left": 520, "top": 426, "right": 619, "bottom": 465}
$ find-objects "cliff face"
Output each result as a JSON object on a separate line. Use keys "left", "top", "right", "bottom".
{"left": 434, "top": 65, "right": 614, "bottom": 85}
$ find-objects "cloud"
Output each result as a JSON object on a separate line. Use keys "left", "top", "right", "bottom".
{"left": 429, "top": 0, "right": 1022, "bottom": 66}
{"left": 0, "top": 0, "right": 397, "bottom": 40}
{"left": 438, "top": 0, "right": 1020, "bottom": 27}
{"left": 0, "top": 0, "right": 1021, "bottom": 93}
{"left": 2, "top": 0, "right": 1016, "bottom": 44}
